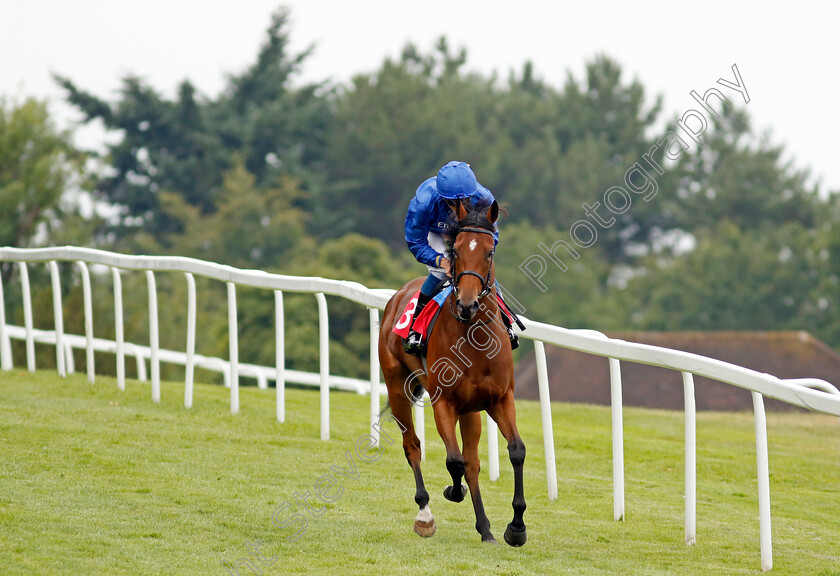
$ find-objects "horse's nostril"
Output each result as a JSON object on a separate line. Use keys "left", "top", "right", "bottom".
{"left": 457, "top": 300, "right": 476, "bottom": 320}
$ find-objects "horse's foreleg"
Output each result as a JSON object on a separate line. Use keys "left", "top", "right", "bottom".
{"left": 488, "top": 392, "right": 527, "bottom": 547}
{"left": 460, "top": 411, "right": 496, "bottom": 543}
{"left": 505, "top": 435, "right": 527, "bottom": 546}
{"left": 386, "top": 375, "right": 435, "bottom": 537}
{"left": 432, "top": 402, "right": 468, "bottom": 503}
{"left": 409, "top": 448, "right": 436, "bottom": 538}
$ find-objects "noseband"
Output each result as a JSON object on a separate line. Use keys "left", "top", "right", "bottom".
{"left": 451, "top": 226, "right": 495, "bottom": 302}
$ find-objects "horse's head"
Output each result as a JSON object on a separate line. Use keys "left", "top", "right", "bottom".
{"left": 446, "top": 199, "right": 499, "bottom": 322}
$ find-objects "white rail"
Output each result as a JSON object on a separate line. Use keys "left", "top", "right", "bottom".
{"left": 2, "top": 246, "right": 840, "bottom": 571}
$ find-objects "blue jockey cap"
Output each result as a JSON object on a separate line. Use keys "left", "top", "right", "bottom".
{"left": 436, "top": 161, "right": 477, "bottom": 199}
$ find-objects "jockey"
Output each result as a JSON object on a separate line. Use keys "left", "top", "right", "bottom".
{"left": 403, "top": 160, "right": 518, "bottom": 355}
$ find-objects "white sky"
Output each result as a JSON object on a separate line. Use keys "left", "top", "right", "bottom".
{"left": 1, "top": 0, "right": 838, "bottom": 193}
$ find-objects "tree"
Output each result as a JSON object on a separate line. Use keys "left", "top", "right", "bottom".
{"left": 0, "top": 97, "right": 87, "bottom": 276}
{"left": 493, "top": 220, "right": 613, "bottom": 328}
{"left": 664, "top": 105, "right": 820, "bottom": 238}
{"left": 622, "top": 221, "right": 824, "bottom": 332}
{"left": 321, "top": 50, "right": 673, "bottom": 267}
{"left": 54, "top": 73, "right": 230, "bottom": 244}
{"left": 215, "top": 232, "right": 417, "bottom": 380}
{"left": 320, "top": 38, "right": 501, "bottom": 245}
{"left": 55, "top": 8, "right": 330, "bottom": 249}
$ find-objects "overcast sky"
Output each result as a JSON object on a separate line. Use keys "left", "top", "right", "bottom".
{"left": 2, "top": 0, "right": 838, "bottom": 193}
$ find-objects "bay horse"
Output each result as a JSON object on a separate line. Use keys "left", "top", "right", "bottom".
{"left": 378, "top": 199, "right": 527, "bottom": 546}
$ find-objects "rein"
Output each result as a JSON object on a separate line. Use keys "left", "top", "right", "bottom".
{"left": 449, "top": 226, "right": 497, "bottom": 325}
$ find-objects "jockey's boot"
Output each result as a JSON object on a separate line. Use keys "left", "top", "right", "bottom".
{"left": 500, "top": 309, "right": 520, "bottom": 350}
{"left": 508, "top": 327, "right": 520, "bottom": 350}
{"left": 404, "top": 292, "right": 432, "bottom": 356}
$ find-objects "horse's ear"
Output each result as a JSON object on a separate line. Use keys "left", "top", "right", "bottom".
{"left": 445, "top": 198, "right": 461, "bottom": 218}
{"left": 456, "top": 198, "right": 469, "bottom": 220}
{"left": 487, "top": 200, "right": 499, "bottom": 224}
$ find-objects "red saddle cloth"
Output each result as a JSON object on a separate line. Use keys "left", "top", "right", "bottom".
{"left": 392, "top": 291, "right": 439, "bottom": 339}
{"left": 392, "top": 289, "right": 517, "bottom": 339}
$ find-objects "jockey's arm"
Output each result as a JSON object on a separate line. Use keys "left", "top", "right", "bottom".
{"left": 405, "top": 195, "right": 443, "bottom": 267}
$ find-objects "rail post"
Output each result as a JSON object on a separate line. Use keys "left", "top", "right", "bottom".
{"left": 0, "top": 267, "right": 8, "bottom": 371}
{"left": 534, "top": 341, "right": 558, "bottom": 500}
{"left": 146, "top": 271, "right": 160, "bottom": 403}
{"left": 609, "top": 357, "right": 625, "bottom": 521}
{"left": 315, "top": 292, "right": 329, "bottom": 439}
{"left": 752, "top": 391, "right": 773, "bottom": 571}
{"left": 369, "top": 307, "right": 380, "bottom": 445}
{"left": 20, "top": 262, "right": 35, "bottom": 371}
{"left": 112, "top": 268, "right": 125, "bottom": 390}
{"left": 683, "top": 371, "right": 697, "bottom": 545}
{"left": 275, "top": 290, "right": 285, "bottom": 423}
{"left": 227, "top": 282, "right": 239, "bottom": 414}
{"left": 77, "top": 262, "right": 95, "bottom": 384}
{"left": 49, "top": 261, "right": 65, "bottom": 377}
{"left": 184, "top": 273, "right": 196, "bottom": 408}
{"left": 487, "top": 413, "right": 500, "bottom": 481}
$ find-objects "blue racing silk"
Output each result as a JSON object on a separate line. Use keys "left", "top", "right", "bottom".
{"left": 404, "top": 176, "right": 498, "bottom": 267}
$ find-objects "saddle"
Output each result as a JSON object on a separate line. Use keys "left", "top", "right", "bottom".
{"left": 392, "top": 287, "right": 452, "bottom": 342}
{"left": 392, "top": 284, "right": 521, "bottom": 348}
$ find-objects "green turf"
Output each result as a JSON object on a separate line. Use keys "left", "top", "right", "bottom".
{"left": 1, "top": 369, "right": 838, "bottom": 575}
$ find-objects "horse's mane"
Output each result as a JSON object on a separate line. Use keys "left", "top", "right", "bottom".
{"left": 443, "top": 202, "right": 496, "bottom": 239}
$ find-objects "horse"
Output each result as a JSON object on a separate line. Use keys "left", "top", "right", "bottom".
{"left": 378, "top": 198, "right": 527, "bottom": 546}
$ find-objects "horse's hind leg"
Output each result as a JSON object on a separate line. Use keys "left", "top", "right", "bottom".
{"left": 384, "top": 371, "right": 436, "bottom": 537}
{"left": 488, "top": 391, "right": 527, "bottom": 547}
{"left": 460, "top": 411, "right": 496, "bottom": 543}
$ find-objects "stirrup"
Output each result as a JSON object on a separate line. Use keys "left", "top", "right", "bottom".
{"left": 404, "top": 331, "right": 425, "bottom": 356}
{"left": 508, "top": 328, "right": 520, "bottom": 350}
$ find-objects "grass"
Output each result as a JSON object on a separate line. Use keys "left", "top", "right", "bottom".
{"left": 1, "top": 369, "right": 839, "bottom": 575}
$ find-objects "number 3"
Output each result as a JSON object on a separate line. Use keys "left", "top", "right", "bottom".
{"left": 395, "top": 296, "right": 418, "bottom": 330}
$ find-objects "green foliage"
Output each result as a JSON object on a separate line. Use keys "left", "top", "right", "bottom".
{"left": 320, "top": 38, "right": 495, "bottom": 244}
{"left": 55, "top": 75, "right": 227, "bottom": 236}
{"left": 0, "top": 98, "right": 87, "bottom": 264}
{"left": 54, "top": 8, "right": 329, "bottom": 248}
{"left": 301, "top": 232, "right": 417, "bottom": 288}
{"left": 664, "top": 106, "right": 821, "bottom": 235}
{"left": 321, "top": 47, "right": 671, "bottom": 262}
{"left": 5, "top": 6, "right": 840, "bottom": 381}
{"left": 227, "top": 233, "right": 418, "bottom": 380}
{"left": 161, "top": 158, "right": 313, "bottom": 269}
{"left": 611, "top": 104, "right": 832, "bottom": 337}
{"left": 624, "top": 222, "right": 822, "bottom": 331}
{"left": 494, "top": 221, "right": 613, "bottom": 329}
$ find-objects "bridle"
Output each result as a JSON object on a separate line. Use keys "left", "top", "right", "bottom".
{"left": 449, "top": 226, "right": 496, "bottom": 323}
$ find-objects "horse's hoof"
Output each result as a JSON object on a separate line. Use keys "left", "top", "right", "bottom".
{"left": 482, "top": 534, "right": 498, "bottom": 544}
{"left": 503, "top": 524, "right": 527, "bottom": 547}
{"left": 413, "top": 518, "right": 436, "bottom": 538}
{"left": 443, "top": 483, "right": 468, "bottom": 503}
